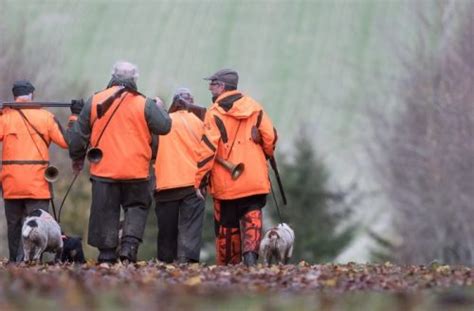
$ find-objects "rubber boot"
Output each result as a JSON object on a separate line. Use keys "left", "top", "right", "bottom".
{"left": 98, "top": 248, "right": 118, "bottom": 264}
{"left": 243, "top": 251, "right": 258, "bottom": 267}
{"left": 119, "top": 236, "right": 140, "bottom": 263}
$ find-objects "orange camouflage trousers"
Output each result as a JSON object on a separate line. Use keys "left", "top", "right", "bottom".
{"left": 213, "top": 198, "right": 263, "bottom": 265}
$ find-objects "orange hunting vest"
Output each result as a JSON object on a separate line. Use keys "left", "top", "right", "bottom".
{"left": 154, "top": 110, "right": 204, "bottom": 190}
{"left": 0, "top": 100, "right": 68, "bottom": 199}
{"left": 89, "top": 86, "right": 152, "bottom": 180}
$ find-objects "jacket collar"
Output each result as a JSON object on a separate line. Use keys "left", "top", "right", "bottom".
{"left": 106, "top": 76, "right": 138, "bottom": 91}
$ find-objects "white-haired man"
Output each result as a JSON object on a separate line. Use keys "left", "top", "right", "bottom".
{"left": 68, "top": 61, "right": 172, "bottom": 263}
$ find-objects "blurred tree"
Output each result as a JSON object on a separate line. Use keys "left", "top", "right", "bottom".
{"left": 269, "top": 128, "right": 355, "bottom": 263}
{"left": 368, "top": 2, "right": 474, "bottom": 264}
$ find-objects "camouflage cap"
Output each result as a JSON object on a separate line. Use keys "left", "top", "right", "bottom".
{"left": 204, "top": 69, "right": 239, "bottom": 87}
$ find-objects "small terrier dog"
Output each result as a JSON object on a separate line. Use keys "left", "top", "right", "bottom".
{"left": 260, "top": 223, "right": 295, "bottom": 265}
{"left": 22, "top": 209, "right": 63, "bottom": 262}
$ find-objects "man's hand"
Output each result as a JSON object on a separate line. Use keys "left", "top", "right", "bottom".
{"left": 72, "top": 158, "right": 84, "bottom": 174}
{"left": 70, "top": 99, "right": 85, "bottom": 115}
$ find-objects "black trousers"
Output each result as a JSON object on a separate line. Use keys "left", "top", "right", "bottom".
{"left": 155, "top": 192, "right": 205, "bottom": 263}
{"left": 88, "top": 180, "right": 151, "bottom": 249}
{"left": 218, "top": 194, "right": 267, "bottom": 228}
{"left": 3, "top": 199, "right": 50, "bottom": 262}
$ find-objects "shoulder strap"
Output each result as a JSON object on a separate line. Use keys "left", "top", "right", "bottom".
{"left": 16, "top": 109, "right": 49, "bottom": 146}
{"left": 93, "top": 93, "right": 128, "bottom": 148}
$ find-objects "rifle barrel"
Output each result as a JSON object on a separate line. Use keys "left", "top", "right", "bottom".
{"left": 270, "top": 156, "right": 287, "bottom": 205}
{"left": 1, "top": 101, "right": 71, "bottom": 108}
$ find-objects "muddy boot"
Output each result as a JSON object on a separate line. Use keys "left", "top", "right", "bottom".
{"left": 243, "top": 251, "right": 258, "bottom": 267}
{"left": 119, "top": 237, "right": 139, "bottom": 263}
{"left": 98, "top": 248, "right": 117, "bottom": 264}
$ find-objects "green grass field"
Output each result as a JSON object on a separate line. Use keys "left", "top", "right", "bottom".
{"left": 1, "top": 0, "right": 427, "bottom": 140}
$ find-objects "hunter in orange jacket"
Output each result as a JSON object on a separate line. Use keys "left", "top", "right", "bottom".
{"left": 0, "top": 80, "right": 69, "bottom": 262}
{"left": 67, "top": 61, "right": 172, "bottom": 263}
{"left": 194, "top": 90, "right": 276, "bottom": 199}
{"left": 154, "top": 88, "right": 206, "bottom": 263}
{"left": 195, "top": 69, "right": 277, "bottom": 266}
{"left": 0, "top": 87, "right": 68, "bottom": 199}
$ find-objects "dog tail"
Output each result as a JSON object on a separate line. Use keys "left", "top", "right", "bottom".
{"left": 22, "top": 219, "right": 38, "bottom": 239}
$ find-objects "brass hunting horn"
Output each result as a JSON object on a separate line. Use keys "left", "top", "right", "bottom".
{"left": 44, "top": 165, "right": 59, "bottom": 183}
{"left": 215, "top": 157, "right": 244, "bottom": 180}
{"left": 86, "top": 147, "right": 103, "bottom": 163}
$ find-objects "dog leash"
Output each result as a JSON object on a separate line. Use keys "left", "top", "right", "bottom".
{"left": 270, "top": 182, "right": 284, "bottom": 224}
{"left": 57, "top": 171, "right": 80, "bottom": 223}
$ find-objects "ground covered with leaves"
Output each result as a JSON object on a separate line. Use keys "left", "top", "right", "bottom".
{"left": 1, "top": 260, "right": 474, "bottom": 310}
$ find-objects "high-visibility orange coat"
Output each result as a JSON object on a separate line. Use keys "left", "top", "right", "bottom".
{"left": 194, "top": 90, "right": 277, "bottom": 200}
{"left": 89, "top": 86, "right": 152, "bottom": 180}
{"left": 154, "top": 110, "right": 204, "bottom": 190}
{"left": 0, "top": 99, "right": 68, "bottom": 199}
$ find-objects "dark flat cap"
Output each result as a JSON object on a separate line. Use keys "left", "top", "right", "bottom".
{"left": 12, "top": 80, "right": 35, "bottom": 97}
{"left": 204, "top": 69, "right": 239, "bottom": 87}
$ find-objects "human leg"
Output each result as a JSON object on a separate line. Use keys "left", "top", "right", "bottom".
{"left": 24, "top": 199, "right": 50, "bottom": 214}
{"left": 155, "top": 198, "right": 179, "bottom": 263}
{"left": 120, "top": 181, "right": 151, "bottom": 262}
{"left": 241, "top": 209, "right": 263, "bottom": 266}
{"left": 89, "top": 180, "right": 121, "bottom": 263}
{"left": 177, "top": 192, "right": 205, "bottom": 263}
{"left": 4, "top": 199, "right": 26, "bottom": 262}
{"left": 215, "top": 199, "right": 242, "bottom": 265}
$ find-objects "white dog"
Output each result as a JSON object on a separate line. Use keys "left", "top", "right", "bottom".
{"left": 259, "top": 223, "right": 295, "bottom": 265}
{"left": 22, "top": 209, "right": 63, "bottom": 262}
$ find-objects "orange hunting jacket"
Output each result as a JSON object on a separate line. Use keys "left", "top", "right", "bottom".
{"left": 155, "top": 110, "right": 204, "bottom": 190}
{"left": 0, "top": 99, "right": 68, "bottom": 199}
{"left": 89, "top": 86, "right": 152, "bottom": 180}
{"left": 195, "top": 90, "right": 277, "bottom": 200}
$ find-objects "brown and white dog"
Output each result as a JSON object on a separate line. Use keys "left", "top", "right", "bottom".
{"left": 259, "top": 223, "right": 295, "bottom": 265}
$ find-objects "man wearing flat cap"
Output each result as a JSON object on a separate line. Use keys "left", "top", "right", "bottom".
{"left": 195, "top": 69, "right": 278, "bottom": 266}
{"left": 0, "top": 80, "right": 69, "bottom": 262}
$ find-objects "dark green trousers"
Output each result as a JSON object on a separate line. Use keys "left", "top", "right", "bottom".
{"left": 88, "top": 180, "right": 151, "bottom": 250}
{"left": 155, "top": 192, "right": 205, "bottom": 263}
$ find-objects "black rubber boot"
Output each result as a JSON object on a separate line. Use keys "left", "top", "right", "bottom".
{"left": 98, "top": 248, "right": 118, "bottom": 264}
{"left": 243, "top": 252, "right": 258, "bottom": 267}
{"left": 119, "top": 237, "right": 140, "bottom": 263}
